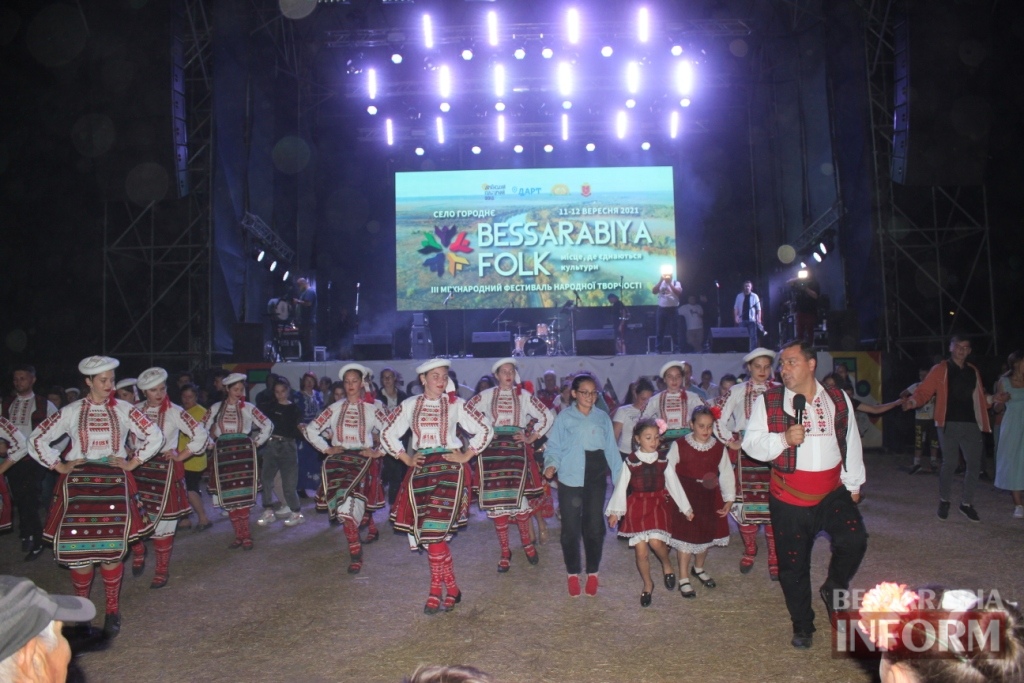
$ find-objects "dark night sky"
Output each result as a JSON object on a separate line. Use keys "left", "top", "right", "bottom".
{"left": 1, "top": 0, "right": 1022, "bottom": 387}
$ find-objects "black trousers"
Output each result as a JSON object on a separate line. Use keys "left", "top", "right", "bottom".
{"left": 654, "top": 307, "right": 676, "bottom": 352}
{"left": 768, "top": 487, "right": 868, "bottom": 634}
{"left": 7, "top": 457, "right": 46, "bottom": 541}
{"left": 381, "top": 456, "right": 408, "bottom": 506}
{"left": 557, "top": 450, "right": 610, "bottom": 575}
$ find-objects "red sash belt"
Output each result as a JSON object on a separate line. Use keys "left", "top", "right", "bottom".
{"left": 770, "top": 463, "right": 842, "bottom": 507}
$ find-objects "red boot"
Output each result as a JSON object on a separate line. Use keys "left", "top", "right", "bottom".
{"left": 151, "top": 536, "right": 174, "bottom": 588}
{"left": 739, "top": 523, "right": 758, "bottom": 574}
{"left": 765, "top": 524, "right": 779, "bottom": 582}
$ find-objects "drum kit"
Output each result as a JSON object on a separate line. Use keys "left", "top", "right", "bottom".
{"left": 500, "top": 319, "right": 565, "bottom": 357}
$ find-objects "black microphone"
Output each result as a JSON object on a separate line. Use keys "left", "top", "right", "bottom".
{"left": 573, "top": 289, "right": 582, "bottom": 302}
{"left": 792, "top": 394, "right": 807, "bottom": 449}
{"left": 444, "top": 292, "right": 453, "bottom": 304}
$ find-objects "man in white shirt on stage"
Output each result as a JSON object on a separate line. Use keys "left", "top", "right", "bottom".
{"left": 733, "top": 280, "right": 762, "bottom": 352}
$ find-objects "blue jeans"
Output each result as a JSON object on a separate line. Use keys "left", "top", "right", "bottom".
{"left": 260, "top": 437, "right": 300, "bottom": 511}
{"left": 741, "top": 321, "right": 758, "bottom": 351}
{"left": 937, "top": 422, "right": 983, "bottom": 505}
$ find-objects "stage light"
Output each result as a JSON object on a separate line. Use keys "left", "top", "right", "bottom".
{"left": 422, "top": 14, "right": 434, "bottom": 49}
{"left": 561, "top": 113, "right": 569, "bottom": 141}
{"left": 461, "top": 49, "right": 473, "bottom": 61}
{"left": 676, "top": 60, "right": 694, "bottom": 95}
{"left": 567, "top": 8, "right": 580, "bottom": 45}
{"left": 616, "top": 111, "right": 627, "bottom": 139}
{"left": 812, "top": 252, "right": 822, "bottom": 263}
{"left": 797, "top": 269, "right": 809, "bottom": 279}
{"left": 800, "top": 261, "right": 807, "bottom": 268}
{"left": 367, "top": 68, "right": 377, "bottom": 100}
{"left": 671, "top": 45, "right": 683, "bottom": 56}
{"left": 415, "top": 147, "right": 425, "bottom": 155}
{"left": 256, "top": 249, "right": 265, "bottom": 262}
{"left": 637, "top": 7, "right": 650, "bottom": 43}
{"left": 495, "top": 102, "right": 506, "bottom": 111}
{"left": 818, "top": 241, "right": 828, "bottom": 255}
{"left": 626, "top": 61, "right": 640, "bottom": 94}
{"left": 626, "top": 98, "right": 636, "bottom": 109}
{"left": 562, "top": 100, "right": 572, "bottom": 109}
{"left": 494, "top": 64, "right": 505, "bottom": 97}
{"left": 680, "top": 98, "right": 691, "bottom": 107}
{"left": 270, "top": 260, "right": 278, "bottom": 272}
{"left": 496, "top": 114, "right": 505, "bottom": 142}
{"left": 435, "top": 117, "right": 445, "bottom": 144}
{"left": 641, "top": 141, "right": 650, "bottom": 150}
{"left": 544, "top": 144, "right": 554, "bottom": 153}
{"left": 438, "top": 65, "right": 451, "bottom": 98}
{"left": 471, "top": 145, "right": 481, "bottom": 154}
{"left": 367, "top": 105, "right": 378, "bottom": 115}
{"left": 514, "top": 47, "right": 526, "bottom": 60}
{"left": 542, "top": 47, "right": 553, "bottom": 59}
{"left": 586, "top": 142, "right": 595, "bottom": 151}
{"left": 557, "top": 62, "right": 572, "bottom": 96}
{"left": 439, "top": 102, "right": 450, "bottom": 112}
{"left": 386, "top": 118, "right": 394, "bottom": 146}
{"left": 601, "top": 46, "right": 613, "bottom": 57}
{"left": 669, "top": 110, "right": 679, "bottom": 138}
{"left": 282, "top": 270, "right": 289, "bottom": 281}
{"left": 391, "top": 53, "right": 403, "bottom": 64}
{"left": 486, "top": 10, "right": 499, "bottom": 47}
{"left": 513, "top": 144, "right": 523, "bottom": 153}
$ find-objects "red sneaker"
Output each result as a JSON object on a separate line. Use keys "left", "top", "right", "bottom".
{"left": 585, "top": 573, "right": 599, "bottom": 596}
{"left": 567, "top": 575, "right": 581, "bottom": 597}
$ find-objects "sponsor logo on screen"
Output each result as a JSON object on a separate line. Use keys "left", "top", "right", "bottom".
{"left": 418, "top": 225, "right": 474, "bottom": 277}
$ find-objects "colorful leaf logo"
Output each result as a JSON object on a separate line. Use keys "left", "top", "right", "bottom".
{"left": 418, "top": 225, "right": 474, "bottom": 277}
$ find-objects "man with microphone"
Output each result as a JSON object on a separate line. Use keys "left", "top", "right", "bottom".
{"left": 742, "top": 340, "right": 867, "bottom": 650}
{"left": 651, "top": 266, "right": 681, "bottom": 353}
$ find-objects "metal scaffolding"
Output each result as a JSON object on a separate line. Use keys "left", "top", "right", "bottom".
{"left": 101, "top": 0, "right": 214, "bottom": 370}
{"left": 860, "top": 0, "right": 997, "bottom": 360}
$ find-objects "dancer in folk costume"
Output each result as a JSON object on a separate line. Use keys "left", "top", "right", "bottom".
{"left": 380, "top": 359, "right": 493, "bottom": 614}
{"left": 712, "top": 347, "right": 781, "bottom": 579}
{"left": 114, "top": 378, "right": 139, "bottom": 403}
{"left": 641, "top": 360, "right": 706, "bottom": 445}
{"left": 669, "top": 405, "right": 734, "bottom": 599}
{"left": 305, "top": 363, "right": 387, "bottom": 574}
{"left": 465, "top": 358, "right": 554, "bottom": 573}
{"left": 354, "top": 368, "right": 387, "bottom": 543}
{"left": 129, "top": 367, "right": 209, "bottom": 588}
{"left": 605, "top": 418, "right": 689, "bottom": 607}
{"left": 0, "top": 416, "right": 29, "bottom": 533}
{"left": 27, "top": 356, "right": 163, "bottom": 638}
{"left": 203, "top": 373, "right": 273, "bottom": 550}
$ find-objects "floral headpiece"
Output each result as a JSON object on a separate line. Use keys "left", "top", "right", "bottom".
{"left": 654, "top": 419, "right": 668, "bottom": 435}
{"left": 708, "top": 405, "right": 722, "bottom": 421}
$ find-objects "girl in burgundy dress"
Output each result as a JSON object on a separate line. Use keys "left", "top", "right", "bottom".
{"left": 669, "top": 405, "right": 734, "bottom": 599}
{"left": 606, "top": 418, "right": 690, "bottom": 607}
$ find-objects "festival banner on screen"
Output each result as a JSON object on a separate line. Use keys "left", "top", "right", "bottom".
{"left": 395, "top": 166, "right": 676, "bottom": 311}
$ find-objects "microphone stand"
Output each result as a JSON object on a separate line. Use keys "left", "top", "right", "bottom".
{"left": 571, "top": 291, "right": 582, "bottom": 356}
{"left": 443, "top": 294, "right": 452, "bottom": 358}
{"left": 714, "top": 280, "right": 722, "bottom": 327}
{"left": 354, "top": 282, "right": 361, "bottom": 334}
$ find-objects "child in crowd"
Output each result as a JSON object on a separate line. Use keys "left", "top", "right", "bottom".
{"left": 669, "top": 405, "right": 734, "bottom": 599}
{"left": 606, "top": 418, "right": 690, "bottom": 607}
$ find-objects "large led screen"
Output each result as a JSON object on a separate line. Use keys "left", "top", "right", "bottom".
{"left": 395, "top": 166, "right": 676, "bottom": 311}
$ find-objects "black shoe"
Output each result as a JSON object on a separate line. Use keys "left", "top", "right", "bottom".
{"left": 640, "top": 591, "right": 652, "bottom": 607}
{"left": 791, "top": 632, "right": 813, "bottom": 649}
{"left": 959, "top": 504, "right": 981, "bottom": 523}
{"left": 664, "top": 573, "right": 676, "bottom": 591}
{"left": 937, "top": 501, "right": 950, "bottom": 520}
{"left": 691, "top": 566, "right": 716, "bottom": 588}
{"left": 24, "top": 544, "right": 45, "bottom": 562}
{"left": 819, "top": 584, "right": 837, "bottom": 624}
{"left": 678, "top": 580, "right": 696, "bottom": 599}
{"left": 296, "top": 489, "right": 311, "bottom": 499}
{"left": 908, "top": 464, "right": 922, "bottom": 475}
{"left": 102, "top": 612, "right": 121, "bottom": 639}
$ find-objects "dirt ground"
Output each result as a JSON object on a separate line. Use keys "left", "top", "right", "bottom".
{"left": 2, "top": 449, "right": 1022, "bottom": 683}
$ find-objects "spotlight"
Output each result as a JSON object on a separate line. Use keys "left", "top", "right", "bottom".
{"left": 514, "top": 48, "right": 526, "bottom": 60}
{"left": 680, "top": 98, "right": 691, "bottom": 107}
{"left": 367, "top": 68, "right": 377, "bottom": 100}
{"left": 800, "top": 261, "right": 807, "bottom": 268}
{"left": 567, "top": 8, "right": 580, "bottom": 45}
{"left": 461, "top": 49, "right": 473, "bottom": 61}
{"left": 669, "top": 110, "right": 679, "bottom": 138}
{"left": 513, "top": 144, "right": 523, "bottom": 153}
{"left": 637, "top": 7, "right": 649, "bottom": 43}
{"left": 616, "top": 111, "right": 627, "bottom": 139}
{"left": 626, "top": 98, "right": 636, "bottom": 109}
{"left": 256, "top": 249, "right": 265, "bottom": 262}
{"left": 471, "top": 145, "right": 481, "bottom": 154}
{"left": 818, "top": 241, "right": 828, "bottom": 255}
{"left": 487, "top": 11, "right": 498, "bottom": 47}
{"left": 391, "top": 53, "right": 403, "bottom": 64}
{"left": 367, "top": 105, "right": 378, "bottom": 115}
{"left": 641, "top": 141, "right": 650, "bottom": 150}
{"left": 626, "top": 61, "right": 640, "bottom": 94}
{"left": 671, "top": 45, "right": 683, "bottom": 56}
{"left": 438, "top": 65, "right": 451, "bottom": 99}
{"left": 543, "top": 144, "right": 554, "bottom": 153}
{"left": 562, "top": 100, "right": 572, "bottom": 109}
{"left": 422, "top": 14, "right": 434, "bottom": 49}
{"left": 386, "top": 118, "right": 394, "bottom": 146}
{"left": 270, "top": 260, "right": 278, "bottom": 272}
{"left": 415, "top": 147, "right": 425, "bottom": 155}
{"left": 557, "top": 62, "right": 572, "bottom": 96}
{"left": 797, "top": 269, "right": 809, "bottom": 279}
{"left": 585, "top": 142, "right": 595, "bottom": 151}
{"left": 812, "top": 252, "right": 822, "bottom": 263}
{"left": 282, "top": 270, "right": 289, "bottom": 281}
{"left": 497, "top": 114, "right": 505, "bottom": 142}
{"left": 436, "top": 117, "right": 445, "bottom": 144}
{"left": 495, "top": 102, "right": 506, "bottom": 111}
{"left": 541, "top": 47, "right": 553, "bottom": 59}
{"left": 676, "top": 60, "right": 694, "bottom": 95}
{"left": 440, "top": 102, "right": 450, "bottom": 112}
{"left": 561, "top": 113, "right": 569, "bottom": 141}
{"left": 493, "top": 64, "right": 505, "bottom": 97}
{"left": 601, "top": 46, "right": 613, "bottom": 57}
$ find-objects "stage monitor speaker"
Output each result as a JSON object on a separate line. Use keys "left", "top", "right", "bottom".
{"left": 575, "top": 329, "right": 616, "bottom": 356}
{"left": 232, "top": 322, "right": 264, "bottom": 361}
{"left": 410, "top": 326, "right": 433, "bottom": 360}
{"left": 708, "top": 327, "right": 749, "bottom": 353}
{"left": 353, "top": 334, "right": 394, "bottom": 361}
{"left": 472, "top": 331, "right": 512, "bottom": 358}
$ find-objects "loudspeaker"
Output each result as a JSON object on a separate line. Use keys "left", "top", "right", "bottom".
{"left": 708, "top": 327, "right": 749, "bottom": 353}
{"left": 353, "top": 334, "right": 394, "bottom": 361}
{"left": 891, "top": 1, "right": 992, "bottom": 186}
{"left": 472, "top": 331, "right": 512, "bottom": 358}
{"left": 232, "top": 322, "right": 264, "bottom": 361}
{"left": 410, "top": 326, "right": 433, "bottom": 360}
{"left": 575, "top": 329, "right": 615, "bottom": 356}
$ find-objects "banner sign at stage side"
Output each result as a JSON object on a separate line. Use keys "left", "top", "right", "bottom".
{"left": 394, "top": 166, "right": 676, "bottom": 311}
